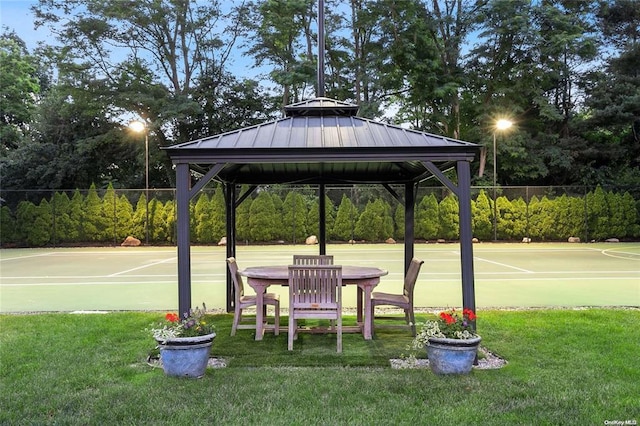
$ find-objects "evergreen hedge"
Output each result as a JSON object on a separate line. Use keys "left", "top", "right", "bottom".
{"left": 1, "top": 184, "right": 638, "bottom": 247}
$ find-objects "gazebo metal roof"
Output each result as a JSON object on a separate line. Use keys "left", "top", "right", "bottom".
{"left": 163, "top": 97, "right": 480, "bottom": 319}
{"left": 165, "top": 97, "right": 476, "bottom": 185}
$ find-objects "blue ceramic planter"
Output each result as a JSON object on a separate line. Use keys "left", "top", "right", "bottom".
{"left": 158, "top": 333, "right": 216, "bottom": 378}
{"left": 426, "top": 336, "right": 481, "bottom": 375}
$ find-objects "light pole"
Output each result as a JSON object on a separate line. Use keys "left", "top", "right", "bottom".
{"left": 129, "top": 120, "right": 149, "bottom": 244}
{"left": 493, "top": 119, "right": 513, "bottom": 241}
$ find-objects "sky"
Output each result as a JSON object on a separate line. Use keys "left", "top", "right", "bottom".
{"left": 0, "top": 0, "right": 52, "bottom": 50}
{"left": 0, "top": 0, "right": 265, "bottom": 79}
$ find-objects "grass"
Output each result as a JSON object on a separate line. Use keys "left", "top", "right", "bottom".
{"left": 1, "top": 309, "right": 639, "bottom": 425}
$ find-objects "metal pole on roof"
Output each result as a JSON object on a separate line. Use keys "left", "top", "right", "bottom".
{"left": 317, "top": 0, "right": 325, "bottom": 97}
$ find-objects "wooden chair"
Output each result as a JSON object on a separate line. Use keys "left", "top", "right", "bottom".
{"left": 288, "top": 265, "right": 343, "bottom": 352}
{"left": 293, "top": 255, "right": 336, "bottom": 329}
{"left": 371, "top": 258, "right": 424, "bottom": 336}
{"left": 292, "top": 255, "right": 334, "bottom": 265}
{"left": 227, "top": 257, "right": 280, "bottom": 337}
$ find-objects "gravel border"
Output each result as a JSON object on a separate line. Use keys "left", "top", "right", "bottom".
{"left": 147, "top": 355, "right": 228, "bottom": 369}
{"left": 146, "top": 348, "right": 507, "bottom": 371}
{"left": 390, "top": 346, "right": 507, "bottom": 370}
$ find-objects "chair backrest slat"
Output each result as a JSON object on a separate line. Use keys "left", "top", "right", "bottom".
{"left": 403, "top": 258, "right": 425, "bottom": 298}
{"left": 292, "top": 255, "right": 334, "bottom": 265}
{"left": 289, "top": 265, "right": 342, "bottom": 309}
{"left": 226, "top": 257, "right": 244, "bottom": 299}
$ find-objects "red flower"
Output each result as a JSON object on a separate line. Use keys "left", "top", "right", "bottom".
{"left": 440, "top": 312, "right": 456, "bottom": 324}
{"left": 165, "top": 313, "right": 179, "bottom": 323}
{"left": 463, "top": 308, "right": 476, "bottom": 321}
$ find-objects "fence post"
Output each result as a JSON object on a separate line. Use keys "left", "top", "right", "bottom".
{"left": 583, "top": 186, "right": 589, "bottom": 243}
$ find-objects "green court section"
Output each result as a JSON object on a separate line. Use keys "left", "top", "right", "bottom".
{"left": 1, "top": 243, "right": 638, "bottom": 312}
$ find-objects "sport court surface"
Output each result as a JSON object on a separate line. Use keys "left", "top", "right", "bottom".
{"left": 1, "top": 243, "right": 638, "bottom": 313}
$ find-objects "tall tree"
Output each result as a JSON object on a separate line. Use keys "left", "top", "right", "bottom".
{"left": 31, "top": 0, "right": 249, "bottom": 185}
{"left": 282, "top": 191, "right": 308, "bottom": 242}
{"left": 377, "top": 0, "right": 481, "bottom": 136}
{"left": 581, "top": 0, "right": 640, "bottom": 187}
{"left": 0, "top": 33, "right": 40, "bottom": 154}
{"left": 466, "top": 0, "right": 601, "bottom": 186}
{"left": 243, "top": 0, "right": 317, "bottom": 106}
{"left": 249, "top": 190, "right": 279, "bottom": 242}
{"left": 332, "top": 194, "right": 358, "bottom": 241}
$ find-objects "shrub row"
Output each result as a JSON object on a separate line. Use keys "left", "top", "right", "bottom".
{"left": 1, "top": 184, "right": 638, "bottom": 247}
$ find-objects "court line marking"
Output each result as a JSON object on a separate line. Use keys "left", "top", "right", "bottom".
{"left": 0, "top": 252, "right": 55, "bottom": 262}
{"left": 108, "top": 257, "right": 177, "bottom": 277}
{"left": 601, "top": 248, "right": 640, "bottom": 261}
{"left": 423, "top": 270, "right": 639, "bottom": 276}
{"left": 2, "top": 269, "right": 637, "bottom": 282}
{"left": 0, "top": 274, "right": 222, "bottom": 280}
{"left": 473, "top": 256, "right": 534, "bottom": 273}
{"left": 2, "top": 276, "right": 639, "bottom": 287}
{"left": 0, "top": 280, "right": 223, "bottom": 287}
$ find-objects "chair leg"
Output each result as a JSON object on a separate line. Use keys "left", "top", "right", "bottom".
{"left": 408, "top": 308, "right": 416, "bottom": 336}
{"left": 370, "top": 302, "right": 376, "bottom": 335}
{"left": 337, "top": 315, "right": 342, "bottom": 353}
{"left": 274, "top": 302, "right": 280, "bottom": 336}
{"left": 231, "top": 307, "right": 242, "bottom": 336}
{"left": 288, "top": 317, "right": 295, "bottom": 351}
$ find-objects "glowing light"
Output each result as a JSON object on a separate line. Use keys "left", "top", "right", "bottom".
{"left": 495, "top": 119, "right": 513, "bottom": 131}
{"left": 129, "top": 120, "right": 145, "bottom": 133}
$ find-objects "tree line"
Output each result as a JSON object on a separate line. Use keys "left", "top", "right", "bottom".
{"left": 0, "top": 1, "right": 639, "bottom": 194}
{"left": 1, "top": 184, "right": 637, "bottom": 247}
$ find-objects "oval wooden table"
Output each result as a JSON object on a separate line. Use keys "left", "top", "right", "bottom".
{"left": 239, "top": 265, "right": 388, "bottom": 341}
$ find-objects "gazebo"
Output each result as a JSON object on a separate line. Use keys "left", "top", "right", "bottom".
{"left": 163, "top": 96, "right": 480, "bottom": 318}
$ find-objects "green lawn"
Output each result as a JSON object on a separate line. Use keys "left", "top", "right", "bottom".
{"left": 1, "top": 309, "right": 638, "bottom": 425}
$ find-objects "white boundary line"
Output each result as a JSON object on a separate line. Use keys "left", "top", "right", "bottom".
{"left": 0, "top": 279, "right": 224, "bottom": 287}
{"left": 473, "top": 256, "right": 534, "bottom": 273}
{"left": 108, "top": 257, "right": 177, "bottom": 277}
{"left": 2, "top": 276, "right": 638, "bottom": 287}
{"left": 600, "top": 248, "right": 640, "bottom": 261}
{"left": 0, "top": 252, "right": 55, "bottom": 262}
